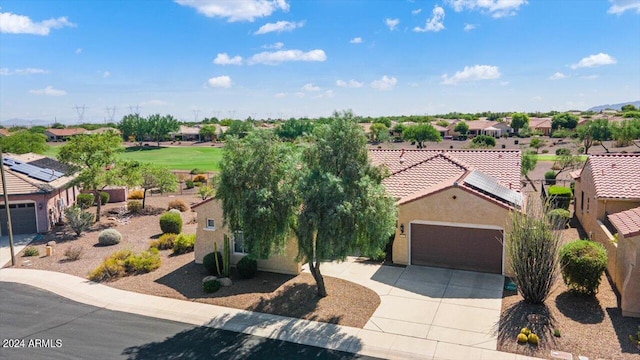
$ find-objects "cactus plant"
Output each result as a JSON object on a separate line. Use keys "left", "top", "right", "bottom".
{"left": 528, "top": 333, "right": 539, "bottom": 345}
{"left": 214, "top": 242, "right": 222, "bottom": 277}
{"left": 517, "top": 333, "right": 528, "bottom": 344}
{"left": 222, "top": 233, "right": 230, "bottom": 277}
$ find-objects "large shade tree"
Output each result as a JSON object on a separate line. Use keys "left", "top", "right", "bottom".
{"left": 148, "top": 114, "right": 179, "bottom": 147}
{"left": 510, "top": 113, "right": 529, "bottom": 133}
{"left": 296, "top": 112, "right": 397, "bottom": 297}
{"left": 135, "top": 163, "right": 178, "bottom": 209}
{"left": 402, "top": 123, "right": 442, "bottom": 148}
{"left": 0, "top": 131, "right": 48, "bottom": 154}
{"left": 118, "top": 113, "right": 149, "bottom": 146}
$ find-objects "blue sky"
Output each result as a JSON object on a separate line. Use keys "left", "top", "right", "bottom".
{"left": 1, "top": 0, "right": 639, "bottom": 124}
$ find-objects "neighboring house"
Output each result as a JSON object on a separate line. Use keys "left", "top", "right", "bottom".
{"left": 171, "top": 125, "right": 202, "bottom": 141}
{"left": 431, "top": 124, "right": 449, "bottom": 138}
{"left": 192, "top": 198, "right": 301, "bottom": 275}
{"left": 370, "top": 149, "right": 523, "bottom": 275}
{"left": 86, "top": 127, "right": 121, "bottom": 135}
{"left": 0, "top": 153, "right": 78, "bottom": 235}
{"left": 464, "top": 120, "right": 511, "bottom": 137}
{"left": 44, "top": 128, "right": 86, "bottom": 142}
{"left": 573, "top": 153, "right": 640, "bottom": 318}
{"left": 528, "top": 118, "right": 552, "bottom": 136}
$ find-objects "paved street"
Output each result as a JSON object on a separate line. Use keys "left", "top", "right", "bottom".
{"left": 0, "top": 282, "right": 378, "bottom": 360}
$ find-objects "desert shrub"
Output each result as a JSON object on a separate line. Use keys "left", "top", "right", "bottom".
{"left": 192, "top": 174, "right": 207, "bottom": 183}
{"left": 127, "top": 200, "right": 142, "bottom": 214}
{"left": 190, "top": 168, "right": 204, "bottom": 175}
{"left": 548, "top": 208, "right": 571, "bottom": 229}
{"left": 159, "top": 212, "right": 182, "bottom": 234}
{"left": 64, "top": 245, "right": 83, "bottom": 261}
{"left": 172, "top": 233, "right": 196, "bottom": 255}
{"left": 76, "top": 193, "right": 94, "bottom": 209}
{"left": 541, "top": 149, "right": 549, "bottom": 154}
{"left": 149, "top": 233, "right": 177, "bottom": 250}
{"left": 203, "top": 279, "right": 221, "bottom": 293}
{"left": 100, "top": 191, "right": 110, "bottom": 205}
{"left": 23, "top": 246, "right": 39, "bottom": 257}
{"left": 544, "top": 171, "right": 557, "bottom": 185}
{"left": 555, "top": 148, "right": 571, "bottom": 156}
{"left": 203, "top": 251, "right": 222, "bottom": 275}
{"left": 548, "top": 186, "right": 572, "bottom": 210}
{"left": 506, "top": 201, "right": 561, "bottom": 304}
{"left": 88, "top": 249, "right": 132, "bottom": 282}
{"left": 128, "top": 189, "right": 144, "bottom": 200}
{"left": 185, "top": 180, "right": 195, "bottom": 189}
{"left": 167, "top": 199, "right": 188, "bottom": 212}
{"left": 124, "top": 248, "right": 161, "bottom": 274}
{"left": 559, "top": 240, "right": 607, "bottom": 295}
{"left": 471, "top": 135, "right": 496, "bottom": 148}
{"left": 237, "top": 256, "right": 258, "bottom": 279}
{"left": 576, "top": 146, "right": 585, "bottom": 154}
{"left": 64, "top": 206, "right": 94, "bottom": 236}
{"left": 98, "top": 228, "right": 122, "bottom": 246}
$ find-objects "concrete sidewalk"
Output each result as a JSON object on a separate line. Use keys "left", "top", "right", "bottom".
{"left": 0, "top": 233, "right": 39, "bottom": 267}
{"left": 0, "top": 268, "right": 543, "bottom": 360}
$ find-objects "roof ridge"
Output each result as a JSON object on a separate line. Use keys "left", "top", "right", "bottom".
{"left": 388, "top": 152, "right": 443, "bottom": 176}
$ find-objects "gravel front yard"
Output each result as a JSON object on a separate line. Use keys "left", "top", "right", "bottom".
{"left": 7, "top": 193, "right": 380, "bottom": 329}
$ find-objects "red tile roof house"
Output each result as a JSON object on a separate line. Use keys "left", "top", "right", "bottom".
{"left": 573, "top": 154, "right": 640, "bottom": 317}
{"left": 449, "top": 120, "right": 511, "bottom": 138}
{"left": 44, "top": 128, "right": 86, "bottom": 142}
{"left": 527, "top": 118, "right": 552, "bottom": 136}
{"left": 1, "top": 153, "right": 79, "bottom": 235}
{"left": 370, "top": 149, "right": 523, "bottom": 275}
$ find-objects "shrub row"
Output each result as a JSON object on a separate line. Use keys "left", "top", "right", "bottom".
{"left": 76, "top": 192, "right": 110, "bottom": 208}
{"left": 88, "top": 248, "right": 161, "bottom": 282}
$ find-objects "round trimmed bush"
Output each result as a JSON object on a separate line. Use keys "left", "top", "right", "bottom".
{"left": 127, "top": 200, "right": 142, "bottom": 214}
{"left": 167, "top": 199, "right": 188, "bottom": 212}
{"left": 544, "top": 171, "right": 557, "bottom": 185}
{"left": 203, "top": 251, "right": 223, "bottom": 275}
{"left": 77, "top": 193, "right": 94, "bottom": 209}
{"left": 555, "top": 148, "right": 571, "bottom": 156}
{"left": 98, "top": 229, "right": 122, "bottom": 246}
{"left": 100, "top": 191, "right": 110, "bottom": 205}
{"left": 237, "top": 256, "right": 258, "bottom": 279}
{"left": 548, "top": 208, "right": 571, "bottom": 229}
{"left": 159, "top": 212, "right": 182, "bottom": 234}
{"left": 203, "top": 279, "right": 221, "bottom": 293}
{"left": 185, "top": 180, "right": 195, "bottom": 189}
{"left": 471, "top": 135, "right": 496, "bottom": 148}
{"left": 559, "top": 240, "right": 607, "bottom": 295}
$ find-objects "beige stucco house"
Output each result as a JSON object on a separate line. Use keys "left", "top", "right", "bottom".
{"left": 370, "top": 149, "right": 523, "bottom": 275}
{"left": 192, "top": 198, "right": 301, "bottom": 275}
{"left": 573, "top": 153, "right": 640, "bottom": 317}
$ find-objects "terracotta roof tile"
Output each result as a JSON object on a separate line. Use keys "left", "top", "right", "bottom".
{"left": 45, "top": 128, "right": 86, "bottom": 136}
{"left": 583, "top": 154, "right": 640, "bottom": 199}
{"left": 608, "top": 206, "right": 640, "bottom": 237}
{"left": 381, "top": 155, "right": 466, "bottom": 198}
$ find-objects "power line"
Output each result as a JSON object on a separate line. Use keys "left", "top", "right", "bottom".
{"left": 73, "top": 104, "right": 86, "bottom": 124}
{"left": 105, "top": 106, "right": 116, "bottom": 123}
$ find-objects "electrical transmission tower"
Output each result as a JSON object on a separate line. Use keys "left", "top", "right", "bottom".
{"left": 193, "top": 109, "right": 200, "bottom": 123}
{"left": 105, "top": 106, "right": 116, "bottom": 123}
{"left": 128, "top": 105, "right": 140, "bottom": 115}
{"left": 74, "top": 105, "right": 86, "bottom": 124}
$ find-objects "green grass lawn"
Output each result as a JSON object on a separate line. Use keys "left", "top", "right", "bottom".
{"left": 534, "top": 154, "right": 588, "bottom": 161}
{"left": 45, "top": 145, "right": 223, "bottom": 171}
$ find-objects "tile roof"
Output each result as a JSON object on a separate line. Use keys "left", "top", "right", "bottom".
{"left": 45, "top": 128, "right": 86, "bottom": 137}
{"left": 1, "top": 153, "right": 76, "bottom": 195}
{"left": 528, "top": 118, "right": 552, "bottom": 129}
{"left": 381, "top": 154, "right": 466, "bottom": 198}
{"left": 608, "top": 206, "right": 640, "bottom": 237}
{"left": 582, "top": 154, "right": 640, "bottom": 199}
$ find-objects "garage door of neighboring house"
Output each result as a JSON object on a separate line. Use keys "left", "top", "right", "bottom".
{"left": 0, "top": 203, "right": 38, "bottom": 235}
{"left": 410, "top": 223, "right": 503, "bottom": 274}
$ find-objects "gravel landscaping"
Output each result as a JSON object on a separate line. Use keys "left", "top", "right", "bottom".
{"left": 7, "top": 192, "right": 380, "bottom": 329}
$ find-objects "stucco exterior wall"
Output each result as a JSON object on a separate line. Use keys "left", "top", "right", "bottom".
{"left": 1, "top": 185, "right": 77, "bottom": 234}
{"left": 617, "top": 233, "right": 640, "bottom": 318}
{"left": 393, "top": 186, "right": 512, "bottom": 274}
{"left": 193, "top": 199, "right": 300, "bottom": 275}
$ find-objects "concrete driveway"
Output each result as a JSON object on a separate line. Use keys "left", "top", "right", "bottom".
{"left": 305, "top": 258, "right": 504, "bottom": 351}
{"left": 0, "top": 233, "right": 39, "bottom": 267}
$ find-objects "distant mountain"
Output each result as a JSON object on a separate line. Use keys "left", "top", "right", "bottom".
{"left": 587, "top": 101, "right": 640, "bottom": 112}
{"left": 0, "top": 118, "right": 53, "bottom": 127}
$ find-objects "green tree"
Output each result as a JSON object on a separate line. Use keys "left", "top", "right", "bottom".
{"left": 577, "top": 119, "right": 612, "bottom": 153}
{"left": 58, "top": 132, "right": 124, "bottom": 222}
{"left": 552, "top": 153, "right": 584, "bottom": 180}
{"left": 611, "top": 119, "right": 640, "bottom": 148}
{"left": 529, "top": 137, "right": 546, "bottom": 153}
{"left": 373, "top": 117, "right": 392, "bottom": 128}
{"left": 275, "top": 119, "right": 314, "bottom": 141}
{"left": 297, "top": 112, "right": 396, "bottom": 297}
{"left": 216, "top": 131, "right": 299, "bottom": 259}
{"left": 402, "top": 123, "right": 442, "bottom": 148}
{"left": 521, "top": 150, "right": 538, "bottom": 191}
{"left": 369, "top": 123, "right": 390, "bottom": 143}
{"left": 621, "top": 104, "right": 638, "bottom": 112}
{"left": 118, "top": 113, "right": 149, "bottom": 146}
{"left": 471, "top": 135, "right": 496, "bottom": 148}
{"left": 0, "top": 131, "right": 48, "bottom": 154}
{"left": 148, "top": 114, "right": 179, "bottom": 146}
{"left": 199, "top": 125, "right": 218, "bottom": 142}
{"left": 134, "top": 163, "right": 178, "bottom": 209}
{"left": 28, "top": 126, "right": 47, "bottom": 134}
{"left": 510, "top": 113, "right": 529, "bottom": 133}
{"left": 223, "top": 120, "right": 253, "bottom": 139}
{"left": 551, "top": 113, "right": 579, "bottom": 130}
{"left": 453, "top": 121, "right": 469, "bottom": 136}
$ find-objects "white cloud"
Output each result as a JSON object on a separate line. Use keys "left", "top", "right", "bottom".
{"left": 570, "top": 53, "right": 617, "bottom": 69}
{"left": 441, "top": 65, "right": 501, "bottom": 85}
{"left": 412, "top": 8, "right": 422, "bottom": 15}
{"left": 336, "top": 79, "right": 363, "bottom": 88}
{"left": 414, "top": 5, "right": 445, "bottom": 32}
{"left": 262, "top": 42, "right": 284, "bottom": 49}
{"left": 75, "top": 48, "right": 82, "bottom": 54}
{"left": 385, "top": 18, "right": 400, "bottom": 30}
{"left": 350, "top": 37, "right": 362, "bottom": 44}
{"left": 208, "top": 75, "right": 232, "bottom": 88}
{"left": 607, "top": 0, "right": 640, "bottom": 14}
{"left": 174, "top": 0, "right": 290, "bottom": 22}
{"left": 0, "top": 10, "right": 75, "bottom": 35}
{"left": 213, "top": 53, "right": 243, "bottom": 65}
{"left": 248, "top": 49, "right": 326, "bottom": 65}
{"left": 464, "top": 23, "right": 476, "bottom": 31}
{"left": 255, "top": 20, "right": 303, "bottom": 34}
{"left": 103, "top": 71, "right": 111, "bottom": 78}
{"left": 0, "top": 67, "right": 49, "bottom": 75}
{"left": 29, "top": 85, "right": 66, "bottom": 96}
{"left": 370, "top": 75, "right": 397, "bottom": 91}
{"left": 274, "top": 92, "right": 287, "bottom": 98}
{"left": 549, "top": 72, "right": 567, "bottom": 80}
{"left": 445, "top": 0, "right": 527, "bottom": 18}
{"left": 302, "top": 83, "right": 320, "bottom": 92}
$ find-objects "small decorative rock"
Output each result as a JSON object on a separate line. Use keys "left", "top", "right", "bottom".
{"left": 218, "top": 277, "right": 232, "bottom": 287}
{"left": 202, "top": 275, "right": 217, "bottom": 284}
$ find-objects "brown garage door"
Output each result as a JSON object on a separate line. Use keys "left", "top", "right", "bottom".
{"left": 0, "top": 203, "right": 38, "bottom": 235}
{"left": 411, "top": 223, "right": 503, "bottom": 274}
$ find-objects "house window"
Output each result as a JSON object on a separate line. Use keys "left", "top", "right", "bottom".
{"left": 233, "top": 231, "right": 247, "bottom": 254}
{"left": 580, "top": 191, "right": 584, "bottom": 213}
{"left": 205, "top": 218, "right": 216, "bottom": 230}
{"left": 586, "top": 197, "right": 590, "bottom": 213}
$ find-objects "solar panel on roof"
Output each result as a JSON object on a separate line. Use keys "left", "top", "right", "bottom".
{"left": 4, "top": 157, "right": 64, "bottom": 183}
{"left": 464, "top": 170, "right": 522, "bottom": 208}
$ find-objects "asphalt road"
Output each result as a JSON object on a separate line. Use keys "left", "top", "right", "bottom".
{"left": 0, "top": 282, "right": 378, "bottom": 360}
